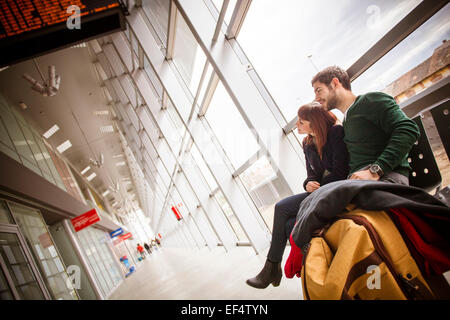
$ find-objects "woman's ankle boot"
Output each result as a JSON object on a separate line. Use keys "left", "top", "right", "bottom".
{"left": 246, "top": 260, "right": 282, "bottom": 289}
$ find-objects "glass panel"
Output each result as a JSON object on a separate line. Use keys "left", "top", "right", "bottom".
{"left": 238, "top": 0, "right": 423, "bottom": 119}
{"left": 16, "top": 119, "right": 39, "bottom": 159}
{"left": 239, "top": 156, "right": 288, "bottom": 232}
{"left": 0, "top": 143, "right": 20, "bottom": 162}
{"left": 0, "top": 265, "right": 15, "bottom": 300}
{"left": 142, "top": 0, "right": 171, "bottom": 43}
{"left": 20, "top": 156, "right": 42, "bottom": 176}
{"left": 89, "top": 232, "right": 113, "bottom": 293}
{"left": 76, "top": 227, "right": 109, "bottom": 297}
{"left": 0, "top": 201, "right": 14, "bottom": 225}
{"left": 0, "top": 232, "right": 45, "bottom": 300}
{"left": 0, "top": 112, "right": 15, "bottom": 150}
{"left": 352, "top": 4, "right": 450, "bottom": 99}
{"left": 93, "top": 230, "right": 122, "bottom": 286}
{"left": 0, "top": 106, "right": 36, "bottom": 165}
{"left": 42, "top": 144, "right": 62, "bottom": 186}
{"left": 212, "top": 0, "right": 238, "bottom": 25}
{"left": 214, "top": 191, "right": 247, "bottom": 242}
{"left": 45, "top": 146, "right": 67, "bottom": 192}
{"left": 34, "top": 137, "right": 55, "bottom": 178}
{"left": 143, "top": 54, "right": 164, "bottom": 100}
{"left": 8, "top": 203, "right": 78, "bottom": 300}
{"left": 173, "top": 11, "right": 207, "bottom": 96}
{"left": 190, "top": 142, "right": 218, "bottom": 191}
{"left": 31, "top": 134, "right": 52, "bottom": 176}
{"left": 204, "top": 81, "right": 260, "bottom": 169}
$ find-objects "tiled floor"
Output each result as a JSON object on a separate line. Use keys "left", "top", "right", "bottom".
{"left": 108, "top": 245, "right": 303, "bottom": 300}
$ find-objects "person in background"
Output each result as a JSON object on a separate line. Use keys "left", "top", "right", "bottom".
{"left": 311, "top": 66, "right": 419, "bottom": 185}
{"left": 246, "top": 101, "right": 350, "bottom": 289}
{"left": 136, "top": 243, "right": 145, "bottom": 259}
{"left": 144, "top": 242, "right": 152, "bottom": 255}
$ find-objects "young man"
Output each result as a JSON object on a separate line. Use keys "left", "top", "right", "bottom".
{"left": 311, "top": 66, "right": 419, "bottom": 185}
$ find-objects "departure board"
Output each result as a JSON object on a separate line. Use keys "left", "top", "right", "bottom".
{"left": 0, "top": 0, "right": 124, "bottom": 67}
{"left": 0, "top": 0, "right": 120, "bottom": 39}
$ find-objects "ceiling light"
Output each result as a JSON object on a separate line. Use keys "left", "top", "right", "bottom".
{"left": 100, "top": 125, "right": 114, "bottom": 133}
{"left": 71, "top": 42, "right": 86, "bottom": 48}
{"left": 56, "top": 140, "right": 72, "bottom": 153}
{"left": 93, "top": 110, "right": 109, "bottom": 116}
{"left": 18, "top": 102, "right": 27, "bottom": 110}
{"left": 86, "top": 172, "right": 97, "bottom": 181}
{"left": 81, "top": 166, "right": 91, "bottom": 175}
{"left": 43, "top": 124, "right": 60, "bottom": 139}
{"left": 102, "top": 190, "right": 110, "bottom": 197}
{"left": 115, "top": 161, "right": 126, "bottom": 166}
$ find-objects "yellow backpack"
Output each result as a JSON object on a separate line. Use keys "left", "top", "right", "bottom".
{"left": 300, "top": 207, "right": 450, "bottom": 300}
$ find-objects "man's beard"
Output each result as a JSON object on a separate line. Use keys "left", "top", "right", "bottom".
{"left": 326, "top": 91, "right": 339, "bottom": 111}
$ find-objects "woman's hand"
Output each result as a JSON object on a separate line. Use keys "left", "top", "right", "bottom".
{"left": 306, "top": 181, "right": 320, "bottom": 193}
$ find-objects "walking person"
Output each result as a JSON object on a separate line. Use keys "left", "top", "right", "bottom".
{"left": 136, "top": 243, "right": 145, "bottom": 259}
{"left": 144, "top": 242, "right": 152, "bottom": 255}
{"left": 246, "top": 102, "right": 350, "bottom": 289}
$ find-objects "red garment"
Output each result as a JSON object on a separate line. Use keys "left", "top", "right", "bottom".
{"left": 137, "top": 245, "right": 144, "bottom": 253}
{"left": 389, "top": 207, "right": 450, "bottom": 276}
{"left": 284, "top": 233, "right": 303, "bottom": 278}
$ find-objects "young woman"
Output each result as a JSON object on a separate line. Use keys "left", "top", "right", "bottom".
{"left": 246, "top": 101, "right": 350, "bottom": 289}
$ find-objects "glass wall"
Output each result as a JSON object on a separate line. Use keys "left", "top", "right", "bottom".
{"left": 204, "top": 81, "right": 260, "bottom": 170}
{"left": 0, "top": 231, "right": 45, "bottom": 300}
{"left": 172, "top": 10, "right": 207, "bottom": 97}
{"left": 0, "top": 93, "right": 85, "bottom": 202}
{"left": 7, "top": 202, "right": 78, "bottom": 300}
{"left": 75, "top": 226, "right": 123, "bottom": 298}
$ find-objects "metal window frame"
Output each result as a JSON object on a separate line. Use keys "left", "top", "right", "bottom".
{"left": 108, "top": 29, "right": 241, "bottom": 252}
{"left": 225, "top": 0, "right": 252, "bottom": 40}
{"left": 212, "top": 0, "right": 230, "bottom": 42}
{"left": 127, "top": 5, "right": 274, "bottom": 253}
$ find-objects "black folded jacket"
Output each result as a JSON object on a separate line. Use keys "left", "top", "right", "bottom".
{"left": 291, "top": 180, "right": 450, "bottom": 250}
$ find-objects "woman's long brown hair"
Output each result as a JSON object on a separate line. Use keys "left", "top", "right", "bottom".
{"left": 298, "top": 102, "right": 337, "bottom": 159}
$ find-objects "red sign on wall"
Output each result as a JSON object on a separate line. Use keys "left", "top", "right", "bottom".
{"left": 120, "top": 233, "right": 132, "bottom": 240}
{"left": 71, "top": 208, "right": 101, "bottom": 232}
{"left": 171, "top": 206, "right": 183, "bottom": 221}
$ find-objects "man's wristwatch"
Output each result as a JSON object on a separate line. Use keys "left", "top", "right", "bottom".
{"left": 369, "top": 164, "right": 384, "bottom": 177}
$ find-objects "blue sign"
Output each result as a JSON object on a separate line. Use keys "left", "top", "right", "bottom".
{"left": 110, "top": 228, "right": 123, "bottom": 238}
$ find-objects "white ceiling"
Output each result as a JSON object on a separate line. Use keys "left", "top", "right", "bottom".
{"left": 0, "top": 42, "right": 137, "bottom": 213}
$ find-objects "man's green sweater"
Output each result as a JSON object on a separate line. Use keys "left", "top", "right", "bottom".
{"left": 343, "top": 92, "right": 420, "bottom": 177}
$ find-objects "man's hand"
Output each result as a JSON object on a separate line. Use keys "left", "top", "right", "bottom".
{"left": 349, "top": 169, "right": 380, "bottom": 181}
{"left": 306, "top": 181, "right": 321, "bottom": 193}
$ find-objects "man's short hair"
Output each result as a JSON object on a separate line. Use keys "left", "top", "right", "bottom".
{"left": 311, "top": 66, "right": 351, "bottom": 91}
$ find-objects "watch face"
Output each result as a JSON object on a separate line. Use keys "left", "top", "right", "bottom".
{"left": 370, "top": 165, "right": 381, "bottom": 175}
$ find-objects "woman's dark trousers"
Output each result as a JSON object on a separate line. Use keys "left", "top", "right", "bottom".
{"left": 267, "top": 192, "right": 310, "bottom": 263}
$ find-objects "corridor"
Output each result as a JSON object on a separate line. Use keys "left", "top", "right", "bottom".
{"left": 109, "top": 246, "right": 302, "bottom": 300}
